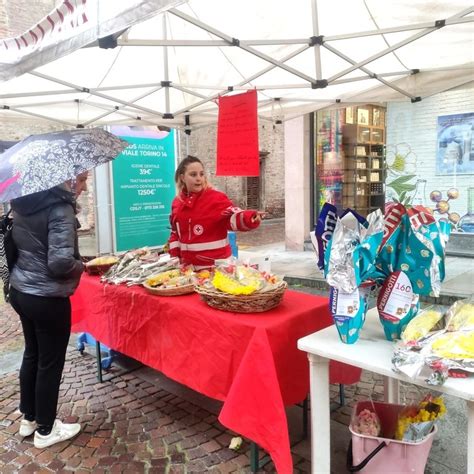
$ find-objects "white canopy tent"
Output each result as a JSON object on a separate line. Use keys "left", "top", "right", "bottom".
{"left": 1, "top": 0, "right": 473, "bottom": 132}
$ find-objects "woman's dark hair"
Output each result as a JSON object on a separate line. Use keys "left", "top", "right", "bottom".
{"left": 175, "top": 155, "right": 207, "bottom": 192}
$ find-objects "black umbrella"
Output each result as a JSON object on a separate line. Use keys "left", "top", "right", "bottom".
{"left": 0, "top": 128, "right": 129, "bottom": 202}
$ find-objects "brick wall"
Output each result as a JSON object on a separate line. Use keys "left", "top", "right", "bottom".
{"left": 386, "top": 82, "right": 474, "bottom": 224}
{"left": 178, "top": 122, "right": 285, "bottom": 218}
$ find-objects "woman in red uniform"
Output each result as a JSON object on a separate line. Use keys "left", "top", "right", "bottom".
{"left": 168, "top": 156, "right": 263, "bottom": 269}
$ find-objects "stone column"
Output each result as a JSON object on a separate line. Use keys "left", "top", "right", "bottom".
{"left": 284, "top": 115, "right": 311, "bottom": 250}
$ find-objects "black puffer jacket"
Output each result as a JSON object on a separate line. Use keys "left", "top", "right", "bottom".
{"left": 10, "top": 186, "right": 84, "bottom": 297}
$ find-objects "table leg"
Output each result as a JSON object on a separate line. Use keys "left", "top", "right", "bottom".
{"left": 250, "top": 442, "right": 259, "bottom": 472}
{"left": 303, "top": 396, "right": 309, "bottom": 440}
{"left": 468, "top": 400, "right": 474, "bottom": 474}
{"left": 308, "top": 353, "right": 330, "bottom": 474}
{"left": 95, "top": 340, "right": 103, "bottom": 383}
{"left": 383, "top": 376, "right": 399, "bottom": 404}
{"left": 339, "top": 384, "right": 345, "bottom": 407}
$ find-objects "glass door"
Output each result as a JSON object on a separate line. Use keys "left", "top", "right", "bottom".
{"left": 314, "top": 109, "right": 345, "bottom": 216}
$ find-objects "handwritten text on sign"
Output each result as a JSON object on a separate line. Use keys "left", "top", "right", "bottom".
{"left": 216, "top": 90, "right": 259, "bottom": 176}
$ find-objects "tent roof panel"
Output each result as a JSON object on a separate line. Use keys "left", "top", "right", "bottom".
{"left": 1, "top": 0, "right": 473, "bottom": 128}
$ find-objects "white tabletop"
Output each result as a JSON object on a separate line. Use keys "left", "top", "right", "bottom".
{"left": 298, "top": 309, "right": 474, "bottom": 401}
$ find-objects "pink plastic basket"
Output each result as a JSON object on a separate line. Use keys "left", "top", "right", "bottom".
{"left": 347, "top": 401, "right": 437, "bottom": 473}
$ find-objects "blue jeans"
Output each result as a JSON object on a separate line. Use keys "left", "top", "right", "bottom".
{"left": 9, "top": 287, "right": 71, "bottom": 426}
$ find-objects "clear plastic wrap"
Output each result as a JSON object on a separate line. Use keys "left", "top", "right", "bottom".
{"left": 401, "top": 306, "right": 446, "bottom": 343}
{"left": 445, "top": 296, "right": 474, "bottom": 332}
{"left": 352, "top": 408, "right": 381, "bottom": 437}
{"left": 325, "top": 208, "right": 384, "bottom": 293}
{"left": 393, "top": 312, "right": 474, "bottom": 385}
{"left": 394, "top": 395, "right": 446, "bottom": 442}
{"left": 210, "top": 261, "right": 283, "bottom": 295}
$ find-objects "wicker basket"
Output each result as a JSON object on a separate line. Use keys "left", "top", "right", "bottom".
{"left": 84, "top": 262, "right": 116, "bottom": 275}
{"left": 143, "top": 282, "right": 195, "bottom": 296}
{"left": 194, "top": 281, "right": 287, "bottom": 313}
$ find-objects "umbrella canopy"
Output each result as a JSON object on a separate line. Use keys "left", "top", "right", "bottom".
{"left": 0, "top": 0, "right": 472, "bottom": 131}
{"left": 0, "top": 128, "right": 128, "bottom": 202}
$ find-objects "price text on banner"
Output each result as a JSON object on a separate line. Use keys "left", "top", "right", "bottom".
{"left": 111, "top": 131, "right": 176, "bottom": 251}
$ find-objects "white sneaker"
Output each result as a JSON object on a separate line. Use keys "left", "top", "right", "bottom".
{"left": 19, "top": 419, "right": 37, "bottom": 437}
{"left": 33, "top": 420, "right": 81, "bottom": 449}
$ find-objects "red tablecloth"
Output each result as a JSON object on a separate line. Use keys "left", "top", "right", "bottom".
{"left": 71, "top": 274, "right": 361, "bottom": 473}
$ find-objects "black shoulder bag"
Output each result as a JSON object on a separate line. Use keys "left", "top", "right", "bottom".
{"left": 0, "top": 210, "right": 18, "bottom": 302}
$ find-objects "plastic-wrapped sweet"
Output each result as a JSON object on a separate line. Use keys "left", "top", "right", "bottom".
{"left": 352, "top": 409, "right": 381, "bottom": 437}
{"left": 86, "top": 255, "right": 119, "bottom": 266}
{"left": 392, "top": 344, "right": 450, "bottom": 385}
{"left": 376, "top": 203, "right": 406, "bottom": 277}
{"left": 376, "top": 205, "right": 451, "bottom": 297}
{"left": 211, "top": 263, "right": 273, "bottom": 295}
{"left": 445, "top": 297, "right": 474, "bottom": 331}
{"left": 325, "top": 208, "right": 384, "bottom": 293}
{"left": 401, "top": 307, "right": 445, "bottom": 343}
{"left": 430, "top": 331, "right": 474, "bottom": 360}
{"left": 397, "top": 207, "right": 450, "bottom": 297}
{"left": 212, "top": 269, "right": 261, "bottom": 295}
{"left": 146, "top": 269, "right": 181, "bottom": 287}
{"left": 315, "top": 202, "right": 338, "bottom": 270}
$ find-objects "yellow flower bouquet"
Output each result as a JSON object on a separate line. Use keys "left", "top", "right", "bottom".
{"left": 395, "top": 395, "right": 446, "bottom": 442}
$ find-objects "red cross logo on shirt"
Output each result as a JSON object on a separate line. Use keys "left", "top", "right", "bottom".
{"left": 193, "top": 224, "right": 204, "bottom": 236}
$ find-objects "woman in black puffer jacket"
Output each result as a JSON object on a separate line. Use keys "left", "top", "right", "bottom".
{"left": 9, "top": 172, "right": 88, "bottom": 449}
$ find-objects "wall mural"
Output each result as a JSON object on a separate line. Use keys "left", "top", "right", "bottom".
{"left": 436, "top": 112, "right": 474, "bottom": 175}
{"left": 386, "top": 141, "right": 473, "bottom": 233}
{"left": 385, "top": 143, "right": 418, "bottom": 206}
{"left": 428, "top": 188, "right": 460, "bottom": 227}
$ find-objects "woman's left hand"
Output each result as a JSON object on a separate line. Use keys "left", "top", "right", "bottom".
{"left": 251, "top": 211, "right": 266, "bottom": 223}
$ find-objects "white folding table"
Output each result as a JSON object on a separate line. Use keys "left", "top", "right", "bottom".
{"left": 297, "top": 308, "right": 474, "bottom": 474}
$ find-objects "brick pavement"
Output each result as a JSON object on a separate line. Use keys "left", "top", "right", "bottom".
{"left": 235, "top": 218, "right": 285, "bottom": 248}
{"left": 0, "top": 288, "right": 395, "bottom": 474}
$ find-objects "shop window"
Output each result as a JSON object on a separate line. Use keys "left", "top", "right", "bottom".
{"left": 385, "top": 111, "right": 474, "bottom": 237}
{"left": 314, "top": 105, "right": 387, "bottom": 217}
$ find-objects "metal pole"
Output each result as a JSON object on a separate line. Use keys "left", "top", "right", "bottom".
{"left": 311, "top": 0, "right": 322, "bottom": 80}
{"left": 30, "top": 71, "right": 165, "bottom": 118}
{"left": 169, "top": 8, "right": 316, "bottom": 84}
{"left": 163, "top": 13, "right": 171, "bottom": 116}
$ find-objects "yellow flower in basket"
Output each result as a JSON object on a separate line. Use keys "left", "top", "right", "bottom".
{"left": 212, "top": 270, "right": 260, "bottom": 295}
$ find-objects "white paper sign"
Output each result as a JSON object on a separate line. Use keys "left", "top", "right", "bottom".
{"left": 334, "top": 288, "right": 360, "bottom": 318}
{"left": 379, "top": 271, "right": 413, "bottom": 321}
